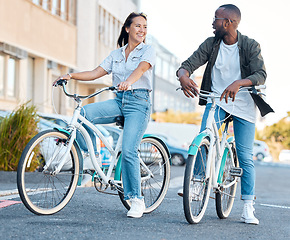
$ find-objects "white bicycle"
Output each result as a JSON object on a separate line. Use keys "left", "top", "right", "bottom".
{"left": 17, "top": 79, "right": 171, "bottom": 215}
{"left": 181, "top": 85, "right": 266, "bottom": 224}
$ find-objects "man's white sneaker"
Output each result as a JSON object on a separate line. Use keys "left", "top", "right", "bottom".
{"left": 177, "top": 188, "right": 183, "bottom": 197}
{"left": 241, "top": 201, "right": 259, "bottom": 225}
{"left": 127, "top": 198, "right": 145, "bottom": 218}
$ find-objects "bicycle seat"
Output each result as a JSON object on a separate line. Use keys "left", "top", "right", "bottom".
{"left": 115, "top": 116, "right": 124, "bottom": 128}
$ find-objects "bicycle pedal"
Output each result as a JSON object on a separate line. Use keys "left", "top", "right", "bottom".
{"left": 230, "top": 167, "right": 243, "bottom": 177}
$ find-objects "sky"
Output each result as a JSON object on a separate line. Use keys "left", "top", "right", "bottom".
{"left": 140, "top": 0, "right": 290, "bottom": 126}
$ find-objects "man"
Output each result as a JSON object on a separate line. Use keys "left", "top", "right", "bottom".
{"left": 176, "top": 4, "right": 267, "bottom": 225}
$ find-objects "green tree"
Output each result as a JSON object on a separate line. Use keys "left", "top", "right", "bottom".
{"left": 256, "top": 112, "right": 290, "bottom": 161}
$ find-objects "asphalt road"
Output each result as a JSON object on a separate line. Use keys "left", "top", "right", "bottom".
{"left": 1, "top": 162, "right": 290, "bottom": 240}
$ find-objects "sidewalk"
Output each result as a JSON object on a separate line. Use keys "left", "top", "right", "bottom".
{"left": 0, "top": 171, "right": 18, "bottom": 197}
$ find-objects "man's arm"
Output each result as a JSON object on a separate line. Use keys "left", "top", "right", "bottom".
{"left": 177, "top": 69, "right": 199, "bottom": 98}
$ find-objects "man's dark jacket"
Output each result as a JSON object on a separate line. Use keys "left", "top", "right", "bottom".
{"left": 177, "top": 31, "right": 267, "bottom": 105}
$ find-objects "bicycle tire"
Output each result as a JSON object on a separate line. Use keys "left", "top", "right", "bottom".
{"left": 215, "top": 142, "right": 238, "bottom": 219}
{"left": 119, "top": 137, "right": 170, "bottom": 213}
{"left": 183, "top": 137, "right": 212, "bottom": 224}
{"left": 17, "top": 129, "right": 80, "bottom": 215}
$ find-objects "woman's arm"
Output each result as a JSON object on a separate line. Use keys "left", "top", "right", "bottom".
{"left": 118, "top": 61, "right": 151, "bottom": 90}
{"left": 53, "top": 66, "right": 108, "bottom": 86}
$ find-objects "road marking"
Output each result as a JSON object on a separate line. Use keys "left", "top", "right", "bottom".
{"left": 260, "top": 203, "right": 290, "bottom": 209}
{"left": 0, "top": 189, "right": 19, "bottom": 197}
{"left": 0, "top": 200, "right": 22, "bottom": 208}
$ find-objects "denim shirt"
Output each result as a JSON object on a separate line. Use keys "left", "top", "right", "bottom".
{"left": 100, "top": 42, "right": 156, "bottom": 90}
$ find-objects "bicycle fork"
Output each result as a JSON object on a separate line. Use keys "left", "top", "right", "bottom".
{"left": 43, "top": 129, "right": 77, "bottom": 175}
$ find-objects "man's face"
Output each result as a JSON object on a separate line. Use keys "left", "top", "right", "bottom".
{"left": 212, "top": 8, "right": 227, "bottom": 40}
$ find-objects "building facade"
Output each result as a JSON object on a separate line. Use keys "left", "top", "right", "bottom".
{"left": 147, "top": 36, "right": 196, "bottom": 113}
{"left": 0, "top": 0, "right": 138, "bottom": 115}
{"left": 0, "top": 0, "right": 78, "bottom": 114}
{"left": 0, "top": 0, "right": 196, "bottom": 118}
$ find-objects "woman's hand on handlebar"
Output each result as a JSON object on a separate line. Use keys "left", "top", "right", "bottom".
{"left": 53, "top": 74, "right": 71, "bottom": 87}
{"left": 118, "top": 81, "right": 132, "bottom": 91}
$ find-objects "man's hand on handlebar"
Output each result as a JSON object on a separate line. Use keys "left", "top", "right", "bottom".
{"left": 221, "top": 79, "right": 253, "bottom": 103}
{"left": 220, "top": 81, "right": 240, "bottom": 103}
{"left": 178, "top": 75, "right": 199, "bottom": 98}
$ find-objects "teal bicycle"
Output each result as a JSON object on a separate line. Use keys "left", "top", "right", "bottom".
{"left": 17, "top": 80, "right": 170, "bottom": 215}
{"left": 182, "top": 86, "right": 265, "bottom": 224}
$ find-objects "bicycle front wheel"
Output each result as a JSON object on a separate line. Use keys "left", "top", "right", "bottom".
{"left": 215, "top": 142, "right": 238, "bottom": 219}
{"left": 183, "top": 137, "right": 211, "bottom": 224}
{"left": 17, "top": 129, "right": 80, "bottom": 215}
{"left": 119, "top": 137, "right": 170, "bottom": 213}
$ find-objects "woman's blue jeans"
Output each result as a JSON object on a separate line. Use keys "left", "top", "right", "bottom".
{"left": 200, "top": 103, "right": 256, "bottom": 200}
{"left": 76, "top": 90, "right": 151, "bottom": 200}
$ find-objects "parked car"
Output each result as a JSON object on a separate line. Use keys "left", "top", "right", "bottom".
{"left": 0, "top": 110, "right": 62, "bottom": 131}
{"left": 152, "top": 134, "right": 188, "bottom": 166}
{"left": 253, "top": 140, "right": 272, "bottom": 162}
{"left": 103, "top": 125, "right": 188, "bottom": 166}
{"left": 102, "top": 125, "right": 122, "bottom": 149}
{"left": 279, "top": 150, "right": 290, "bottom": 162}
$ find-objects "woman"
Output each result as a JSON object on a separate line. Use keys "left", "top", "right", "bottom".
{"left": 54, "top": 12, "right": 155, "bottom": 218}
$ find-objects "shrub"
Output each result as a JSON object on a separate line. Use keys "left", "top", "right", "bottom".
{"left": 0, "top": 103, "right": 39, "bottom": 171}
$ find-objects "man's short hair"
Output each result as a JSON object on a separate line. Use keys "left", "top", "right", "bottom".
{"left": 219, "top": 4, "right": 241, "bottom": 21}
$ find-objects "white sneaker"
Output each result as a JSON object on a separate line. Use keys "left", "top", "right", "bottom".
{"left": 127, "top": 198, "right": 145, "bottom": 218}
{"left": 241, "top": 201, "right": 259, "bottom": 225}
{"left": 177, "top": 188, "right": 183, "bottom": 197}
{"left": 177, "top": 182, "right": 203, "bottom": 201}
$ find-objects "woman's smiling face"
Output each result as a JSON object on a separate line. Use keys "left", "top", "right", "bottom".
{"left": 126, "top": 16, "right": 147, "bottom": 44}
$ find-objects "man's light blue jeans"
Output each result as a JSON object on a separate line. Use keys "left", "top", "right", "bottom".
{"left": 200, "top": 103, "right": 256, "bottom": 200}
{"left": 76, "top": 90, "right": 151, "bottom": 200}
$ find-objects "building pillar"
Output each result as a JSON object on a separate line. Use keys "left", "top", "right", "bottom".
{"left": 34, "top": 58, "right": 47, "bottom": 112}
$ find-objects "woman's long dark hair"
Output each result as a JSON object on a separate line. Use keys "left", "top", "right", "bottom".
{"left": 117, "top": 12, "right": 147, "bottom": 48}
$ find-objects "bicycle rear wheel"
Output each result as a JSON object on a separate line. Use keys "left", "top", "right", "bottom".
{"left": 17, "top": 129, "right": 80, "bottom": 215}
{"left": 183, "top": 137, "right": 211, "bottom": 224}
{"left": 119, "top": 137, "right": 170, "bottom": 213}
{"left": 215, "top": 142, "right": 238, "bottom": 219}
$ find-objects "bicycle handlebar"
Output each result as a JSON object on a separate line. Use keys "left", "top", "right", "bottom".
{"left": 177, "top": 85, "right": 266, "bottom": 100}
{"left": 55, "top": 79, "right": 117, "bottom": 100}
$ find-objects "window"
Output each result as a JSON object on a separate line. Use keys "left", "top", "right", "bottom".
{"left": 0, "top": 54, "right": 18, "bottom": 99}
{"left": 162, "top": 60, "right": 169, "bottom": 80}
{"left": 155, "top": 57, "right": 162, "bottom": 77}
{"left": 32, "top": 0, "right": 41, "bottom": 5}
{"left": 30, "top": 0, "right": 76, "bottom": 24}
{"left": 27, "top": 57, "right": 35, "bottom": 102}
{"left": 7, "top": 58, "right": 16, "bottom": 97}
{"left": 0, "top": 55, "right": 4, "bottom": 96}
{"left": 99, "top": 6, "right": 122, "bottom": 48}
{"left": 51, "top": 0, "right": 59, "bottom": 15}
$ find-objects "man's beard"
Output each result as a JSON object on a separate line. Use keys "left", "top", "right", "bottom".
{"left": 214, "top": 29, "right": 226, "bottom": 40}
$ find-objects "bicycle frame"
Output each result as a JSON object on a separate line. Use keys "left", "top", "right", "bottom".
{"left": 188, "top": 95, "right": 236, "bottom": 191}
{"left": 49, "top": 83, "right": 155, "bottom": 189}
